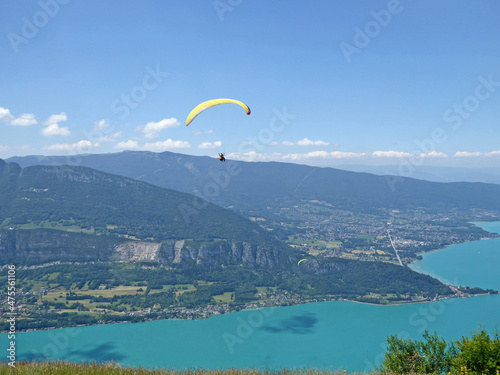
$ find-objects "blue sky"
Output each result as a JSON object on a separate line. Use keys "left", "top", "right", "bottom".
{"left": 1, "top": 0, "right": 499, "bottom": 168}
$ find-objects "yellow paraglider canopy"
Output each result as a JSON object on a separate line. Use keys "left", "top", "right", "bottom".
{"left": 185, "top": 98, "right": 251, "bottom": 126}
{"left": 297, "top": 259, "right": 308, "bottom": 266}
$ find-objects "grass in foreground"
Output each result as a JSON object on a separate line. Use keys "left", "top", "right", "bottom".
{"left": 0, "top": 361, "right": 363, "bottom": 375}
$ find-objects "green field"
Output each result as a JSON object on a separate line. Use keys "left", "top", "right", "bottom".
{"left": 15, "top": 220, "right": 95, "bottom": 233}
{"left": 213, "top": 292, "right": 234, "bottom": 303}
{"left": 287, "top": 237, "right": 341, "bottom": 251}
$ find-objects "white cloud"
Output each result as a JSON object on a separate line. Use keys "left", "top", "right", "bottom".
{"left": 0, "top": 145, "right": 10, "bottom": 153}
{"left": 192, "top": 129, "right": 202, "bottom": 136}
{"left": 45, "top": 113, "right": 67, "bottom": 125}
{"left": 142, "top": 118, "right": 180, "bottom": 139}
{"left": 115, "top": 140, "right": 139, "bottom": 149}
{"left": 453, "top": 150, "right": 500, "bottom": 158}
{"left": 42, "top": 112, "right": 70, "bottom": 136}
{"left": 43, "top": 140, "right": 100, "bottom": 153}
{"left": 281, "top": 138, "right": 330, "bottom": 147}
{"left": 292, "top": 150, "right": 329, "bottom": 159}
{"left": 143, "top": 139, "right": 190, "bottom": 151}
{"left": 97, "top": 132, "right": 122, "bottom": 143}
{"left": 90, "top": 119, "right": 121, "bottom": 142}
{"left": 205, "top": 129, "right": 213, "bottom": 135}
{"left": 198, "top": 141, "right": 222, "bottom": 149}
{"left": 229, "top": 150, "right": 364, "bottom": 162}
{"left": 94, "top": 119, "right": 111, "bottom": 131}
{"left": 227, "top": 151, "right": 280, "bottom": 162}
{"left": 229, "top": 150, "right": 368, "bottom": 162}
{"left": 269, "top": 141, "right": 278, "bottom": 146}
{"left": 115, "top": 138, "right": 190, "bottom": 151}
{"left": 372, "top": 151, "right": 413, "bottom": 158}
{"left": 0, "top": 107, "right": 37, "bottom": 126}
{"left": 329, "top": 151, "right": 363, "bottom": 159}
{"left": 283, "top": 151, "right": 365, "bottom": 161}
{"left": 454, "top": 151, "right": 482, "bottom": 157}
{"left": 10, "top": 113, "right": 37, "bottom": 126}
{"left": 421, "top": 151, "right": 447, "bottom": 158}
{"left": 372, "top": 151, "right": 448, "bottom": 159}
{"left": 182, "top": 148, "right": 500, "bottom": 166}
{"left": 41, "top": 123, "right": 71, "bottom": 136}
{"left": 297, "top": 138, "right": 330, "bottom": 146}
{"left": 0, "top": 107, "right": 13, "bottom": 123}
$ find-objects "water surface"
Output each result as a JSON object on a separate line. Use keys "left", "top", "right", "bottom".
{"left": 409, "top": 221, "right": 500, "bottom": 290}
{"left": 5, "top": 295, "right": 500, "bottom": 371}
{"left": 3, "top": 222, "right": 500, "bottom": 371}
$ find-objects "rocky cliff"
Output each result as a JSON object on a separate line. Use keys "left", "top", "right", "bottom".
{"left": 158, "top": 239, "right": 296, "bottom": 268}
{"left": 0, "top": 229, "right": 297, "bottom": 269}
{"left": 0, "top": 229, "right": 120, "bottom": 264}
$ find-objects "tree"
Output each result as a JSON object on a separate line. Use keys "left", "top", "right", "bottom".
{"left": 452, "top": 327, "right": 500, "bottom": 375}
{"left": 378, "top": 330, "right": 456, "bottom": 374}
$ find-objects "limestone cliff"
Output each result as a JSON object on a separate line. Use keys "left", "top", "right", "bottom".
{"left": 0, "top": 229, "right": 119, "bottom": 264}
{"left": 0, "top": 229, "right": 296, "bottom": 270}
{"left": 111, "top": 241, "right": 161, "bottom": 262}
{"left": 158, "top": 239, "right": 295, "bottom": 269}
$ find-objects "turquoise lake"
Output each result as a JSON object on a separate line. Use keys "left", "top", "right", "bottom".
{"left": 408, "top": 221, "right": 500, "bottom": 290}
{"left": 2, "top": 222, "right": 500, "bottom": 371}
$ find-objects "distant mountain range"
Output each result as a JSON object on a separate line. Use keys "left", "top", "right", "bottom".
{"left": 336, "top": 164, "right": 500, "bottom": 185}
{"left": 0, "top": 157, "right": 456, "bottom": 304}
{"left": 9, "top": 151, "right": 500, "bottom": 217}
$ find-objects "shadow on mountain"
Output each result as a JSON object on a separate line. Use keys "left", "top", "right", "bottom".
{"left": 261, "top": 313, "right": 318, "bottom": 334}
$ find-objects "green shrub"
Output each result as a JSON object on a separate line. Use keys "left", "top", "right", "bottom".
{"left": 379, "top": 327, "right": 500, "bottom": 375}
{"left": 452, "top": 327, "right": 500, "bottom": 375}
{"left": 378, "top": 330, "right": 456, "bottom": 374}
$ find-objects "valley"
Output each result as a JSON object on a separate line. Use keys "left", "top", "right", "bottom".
{"left": 1, "top": 153, "right": 499, "bottom": 332}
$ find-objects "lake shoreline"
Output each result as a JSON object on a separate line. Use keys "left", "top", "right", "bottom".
{"left": 5, "top": 221, "right": 500, "bottom": 335}
{"left": 7, "top": 289, "right": 496, "bottom": 335}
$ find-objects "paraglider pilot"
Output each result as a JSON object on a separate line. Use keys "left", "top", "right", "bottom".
{"left": 218, "top": 153, "right": 225, "bottom": 162}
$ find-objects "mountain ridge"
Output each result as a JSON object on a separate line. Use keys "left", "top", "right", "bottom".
{"left": 0, "top": 159, "right": 292, "bottom": 260}
{"left": 1, "top": 156, "right": 480, "bottom": 331}
{"left": 8, "top": 151, "right": 500, "bottom": 216}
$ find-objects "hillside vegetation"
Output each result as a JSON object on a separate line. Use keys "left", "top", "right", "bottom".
{"left": 0, "top": 159, "right": 463, "bottom": 332}
{"left": 10, "top": 151, "right": 500, "bottom": 214}
{"left": 0, "top": 159, "right": 274, "bottom": 244}
{"left": 8, "top": 152, "right": 499, "bottom": 266}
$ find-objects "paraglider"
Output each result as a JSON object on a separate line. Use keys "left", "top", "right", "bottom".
{"left": 185, "top": 98, "right": 251, "bottom": 126}
{"left": 185, "top": 98, "right": 251, "bottom": 162}
{"left": 297, "top": 259, "right": 308, "bottom": 266}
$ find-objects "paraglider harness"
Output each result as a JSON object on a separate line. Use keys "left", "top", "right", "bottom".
{"left": 218, "top": 153, "right": 225, "bottom": 162}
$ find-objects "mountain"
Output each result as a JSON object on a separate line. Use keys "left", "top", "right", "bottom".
{"left": 0, "top": 158, "right": 293, "bottom": 266}
{"left": 0, "top": 158, "right": 272, "bottom": 242}
{"left": 0, "top": 158, "right": 456, "bottom": 311}
{"left": 9, "top": 151, "right": 500, "bottom": 217}
{"left": 336, "top": 164, "right": 500, "bottom": 185}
